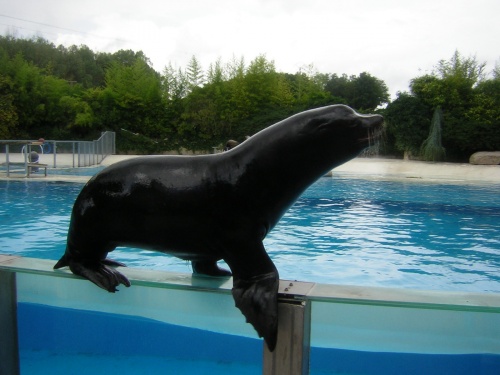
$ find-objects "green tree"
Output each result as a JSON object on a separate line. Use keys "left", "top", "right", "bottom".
{"left": 287, "top": 64, "right": 334, "bottom": 110}
{"left": 325, "top": 72, "right": 389, "bottom": 111}
{"left": 0, "top": 74, "right": 18, "bottom": 138}
{"left": 5, "top": 53, "right": 45, "bottom": 136}
{"left": 224, "top": 56, "right": 250, "bottom": 123}
{"left": 59, "top": 95, "right": 94, "bottom": 134}
{"left": 244, "top": 55, "right": 277, "bottom": 111}
{"left": 206, "top": 58, "right": 226, "bottom": 84}
{"left": 436, "top": 50, "right": 486, "bottom": 86}
{"left": 409, "top": 51, "right": 498, "bottom": 159}
{"left": 103, "top": 58, "right": 166, "bottom": 150}
{"left": 37, "top": 74, "right": 82, "bottom": 137}
{"left": 384, "top": 92, "right": 432, "bottom": 157}
{"left": 352, "top": 72, "right": 390, "bottom": 111}
{"left": 186, "top": 55, "right": 205, "bottom": 91}
{"left": 410, "top": 51, "right": 486, "bottom": 110}
{"left": 60, "top": 44, "right": 106, "bottom": 88}
{"left": 162, "top": 63, "right": 189, "bottom": 100}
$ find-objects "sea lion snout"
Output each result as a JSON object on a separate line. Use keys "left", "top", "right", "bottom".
{"left": 365, "top": 114, "right": 384, "bottom": 130}
{"left": 354, "top": 112, "right": 384, "bottom": 146}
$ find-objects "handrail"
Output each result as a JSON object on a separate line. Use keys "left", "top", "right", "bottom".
{"left": 1, "top": 132, "right": 115, "bottom": 174}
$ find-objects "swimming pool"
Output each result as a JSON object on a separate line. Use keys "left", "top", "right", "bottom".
{"left": 1, "top": 177, "right": 499, "bottom": 292}
{"left": 1, "top": 176, "right": 499, "bottom": 375}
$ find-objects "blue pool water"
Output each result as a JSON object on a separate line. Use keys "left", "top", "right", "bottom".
{"left": 18, "top": 303, "right": 500, "bottom": 375}
{"left": 1, "top": 177, "right": 499, "bottom": 292}
{"left": 0, "top": 165, "right": 105, "bottom": 176}
{"left": 47, "top": 166, "right": 105, "bottom": 176}
{"left": 2, "top": 177, "right": 499, "bottom": 374}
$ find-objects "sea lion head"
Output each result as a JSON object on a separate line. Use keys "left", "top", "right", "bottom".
{"left": 278, "top": 104, "right": 384, "bottom": 164}
{"left": 300, "top": 104, "right": 382, "bottom": 144}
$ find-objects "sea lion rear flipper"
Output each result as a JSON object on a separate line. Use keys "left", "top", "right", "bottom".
{"left": 192, "top": 260, "right": 232, "bottom": 276}
{"left": 70, "top": 260, "right": 131, "bottom": 293}
{"left": 225, "top": 242, "right": 279, "bottom": 351}
{"left": 101, "top": 258, "right": 127, "bottom": 268}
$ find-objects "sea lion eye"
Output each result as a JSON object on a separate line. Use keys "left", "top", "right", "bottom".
{"left": 349, "top": 119, "right": 361, "bottom": 128}
{"left": 302, "top": 118, "right": 328, "bottom": 134}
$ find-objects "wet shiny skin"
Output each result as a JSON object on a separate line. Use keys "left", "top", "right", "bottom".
{"left": 55, "top": 105, "right": 383, "bottom": 351}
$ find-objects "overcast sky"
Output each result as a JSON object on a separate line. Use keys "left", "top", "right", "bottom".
{"left": 1, "top": 0, "right": 499, "bottom": 99}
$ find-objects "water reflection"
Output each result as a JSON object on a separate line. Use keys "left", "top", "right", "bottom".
{"left": 266, "top": 178, "right": 500, "bottom": 292}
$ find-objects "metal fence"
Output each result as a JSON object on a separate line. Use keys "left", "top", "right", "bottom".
{"left": 1, "top": 132, "right": 115, "bottom": 173}
{"left": 53, "top": 131, "right": 116, "bottom": 167}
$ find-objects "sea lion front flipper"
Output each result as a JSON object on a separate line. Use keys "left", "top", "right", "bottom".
{"left": 225, "top": 242, "right": 279, "bottom": 351}
{"left": 232, "top": 271, "right": 279, "bottom": 351}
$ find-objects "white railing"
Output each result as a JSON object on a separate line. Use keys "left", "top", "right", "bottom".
{"left": 1, "top": 132, "right": 115, "bottom": 176}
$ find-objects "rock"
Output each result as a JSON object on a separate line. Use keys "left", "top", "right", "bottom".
{"left": 469, "top": 151, "right": 500, "bottom": 165}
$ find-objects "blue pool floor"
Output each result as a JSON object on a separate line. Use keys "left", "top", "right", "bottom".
{"left": 20, "top": 350, "right": 261, "bottom": 375}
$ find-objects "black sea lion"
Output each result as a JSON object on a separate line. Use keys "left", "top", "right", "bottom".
{"left": 54, "top": 104, "right": 383, "bottom": 351}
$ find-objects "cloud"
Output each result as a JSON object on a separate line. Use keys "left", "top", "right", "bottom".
{"left": 1, "top": 0, "right": 499, "bottom": 98}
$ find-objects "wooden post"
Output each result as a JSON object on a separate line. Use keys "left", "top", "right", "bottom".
{"left": 0, "top": 270, "right": 20, "bottom": 375}
{"left": 263, "top": 281, "right": 313, "bottom": 375}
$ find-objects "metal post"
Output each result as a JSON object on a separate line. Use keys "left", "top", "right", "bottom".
{"left": 263, "top": 282, "right": 313, "bottom": 375}
{"left": 77, "top": 142, "right": 81, "bottom": 167}
{"left": 6, "top": 144, "right": 10, "bottom": 177}
{"left": 72, "top": 142, "right": 76, "bottom": 168}
{"left": 23, "top": 143, "right": 28, "bottom": 177}
{"left": 53, "top": 141, "right": 57, "bottom": 168}
{"left": 96, "top": 139, "right": 100, "bottom": 164}
{"left": 0, "top": 270, "right": 20, "bottom": 375}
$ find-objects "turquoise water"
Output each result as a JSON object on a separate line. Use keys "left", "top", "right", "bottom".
{"left": 1, "top": 177, "right": 499, "bottom": 292}
{"left": 47, "top": 166, "right": 105, "bottom": 176}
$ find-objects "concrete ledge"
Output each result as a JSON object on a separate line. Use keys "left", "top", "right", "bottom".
{"left": 2, "top": 255, "right": 499, "bottom": 312}
{"left": 334, "top": 158, "right": 500, "bottom": 183}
